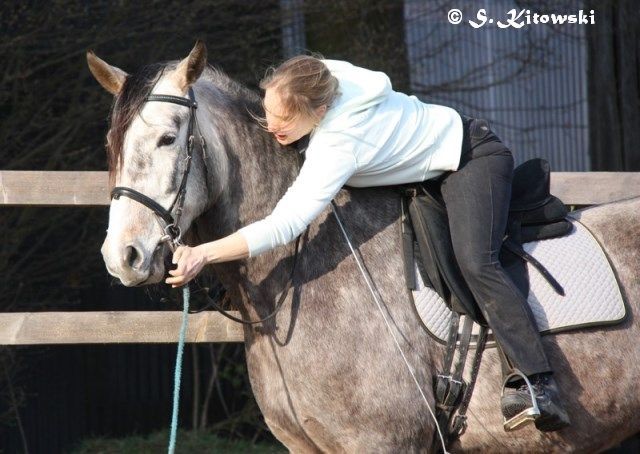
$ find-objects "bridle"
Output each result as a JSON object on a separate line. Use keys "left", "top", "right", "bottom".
{"left": 109, "top": 86, "right": 301, "bottom": 325}
{"left": 111, "top": 87, "right": 201, "bottom": 244}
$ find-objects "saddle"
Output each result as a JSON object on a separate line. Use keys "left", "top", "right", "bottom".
{"left": 401, "top": 158, "right": 571, "bottom": 323}
{"left": 399, "top": 157, "right": 572, "bottom": 446}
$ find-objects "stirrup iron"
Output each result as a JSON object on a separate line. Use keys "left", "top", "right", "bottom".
{"left": 501, "top": 369, "right": 541, "bottom": 431}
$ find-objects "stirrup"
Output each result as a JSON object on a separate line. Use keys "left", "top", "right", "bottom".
{"left": 501, "top": 369, "right": 541, "bottom": 431}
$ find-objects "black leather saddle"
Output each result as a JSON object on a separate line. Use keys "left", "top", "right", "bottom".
{"left": 401, "top": 158, "right": 572, "bottom": 323}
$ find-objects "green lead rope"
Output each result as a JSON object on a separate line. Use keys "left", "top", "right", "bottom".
{"left": 168, "top": 285, "right": 190, "bottom": 454}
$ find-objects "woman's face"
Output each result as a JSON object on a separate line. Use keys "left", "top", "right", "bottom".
{"left": 263, "top": 87, "right": 325, "bottom": 145}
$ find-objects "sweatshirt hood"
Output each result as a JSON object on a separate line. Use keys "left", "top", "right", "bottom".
{"left": 319, "top": 60, "right": 392, "bottom": 131}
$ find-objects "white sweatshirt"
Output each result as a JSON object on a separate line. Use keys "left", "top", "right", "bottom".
{"left": 238, "top": 60, "right": 463, "bottom": 257}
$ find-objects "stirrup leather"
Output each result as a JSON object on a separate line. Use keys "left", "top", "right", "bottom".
{"left": 501, "top": 369, "right": 541, "bottom": 431}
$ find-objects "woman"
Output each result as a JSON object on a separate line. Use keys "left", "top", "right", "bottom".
{"left": 165, "top": 56, "right": 570, "bottom": 432}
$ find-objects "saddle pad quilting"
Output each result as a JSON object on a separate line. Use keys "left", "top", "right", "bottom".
{"left": 412, "top": 219, "right": 626, "bottom": 342}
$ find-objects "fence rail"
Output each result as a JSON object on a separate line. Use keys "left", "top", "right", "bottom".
{"left": 2, "top": 170, "right": 639, "bottom": 345}
{"left": 2, "top": 171, "right": 640, "bottom": 206}
{"left": 0, "top": 311, "right": 245, "bottom": 345}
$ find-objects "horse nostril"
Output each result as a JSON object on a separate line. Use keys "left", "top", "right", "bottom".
{"left": 124, "top": 244, "right": 143, "bottom": 269}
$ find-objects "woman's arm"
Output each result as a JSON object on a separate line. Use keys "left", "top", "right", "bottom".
{"left": 199, "top": 231, "right": 249, "bottom": 262}
{"left": 167, "top": 141, "right": 357, "bottom": 287}
{"left": 238, "top": 145, "right": 357, "bottom": 257}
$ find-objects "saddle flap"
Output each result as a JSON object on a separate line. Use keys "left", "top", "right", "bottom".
{"left": 407, "top": 183, "right": 485, "bottom": 322}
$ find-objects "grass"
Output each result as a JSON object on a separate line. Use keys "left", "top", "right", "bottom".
{"left": 71, "top": 428, "right": 287, "bottom": 454}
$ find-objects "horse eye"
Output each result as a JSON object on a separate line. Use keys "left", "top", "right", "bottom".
{"left": 157, "top": 134, "right": 176, "bottom": 148}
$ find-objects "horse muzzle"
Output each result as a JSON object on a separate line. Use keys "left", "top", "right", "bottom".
{"left": 101, "top": 236, "right": 168, "bottom": 286}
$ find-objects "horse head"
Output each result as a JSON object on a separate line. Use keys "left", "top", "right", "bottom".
{"left": 88, "top": 41, "right": 296, "bottom": 287}
{"left": 88, "top": 42, "right": 218, "bottom": 286}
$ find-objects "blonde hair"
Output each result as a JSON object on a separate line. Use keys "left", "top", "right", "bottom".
{"left": 258, "top": 55, "right": 339, "bottom": 126}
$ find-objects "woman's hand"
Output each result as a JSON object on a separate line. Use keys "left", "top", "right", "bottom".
{"left": 165, "top": 245, "right": 207, "bottom": 288}
{"left": 164, "top": 233, "right": 250, "bottom": 287}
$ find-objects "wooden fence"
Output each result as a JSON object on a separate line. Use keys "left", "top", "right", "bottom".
{"left": 1, "top": 170, "right": 639, "bottom": 346}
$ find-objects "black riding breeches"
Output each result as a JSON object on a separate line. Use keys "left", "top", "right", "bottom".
{"left": 438, "top": 114, "right": 552, "bottom": 377}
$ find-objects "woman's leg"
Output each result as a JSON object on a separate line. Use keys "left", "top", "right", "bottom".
{"left": 440, "top": 122, "right": 551, "bottom": 377}
{"left": 440, "top": 117, "right": 570, "bottom": 431}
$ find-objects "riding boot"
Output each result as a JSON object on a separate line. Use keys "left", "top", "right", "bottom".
{"left": 501, "top": 372, "right": 571, "bottom": 432}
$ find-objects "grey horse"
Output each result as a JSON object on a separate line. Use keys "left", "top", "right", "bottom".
{"left": 89, "top": 42, "right": 640, "bottom": 453}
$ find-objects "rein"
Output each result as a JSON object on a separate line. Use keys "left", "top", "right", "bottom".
{"left": 188, "top": 234, "right": 303, "bottom": 325}
{"left": 330, "top": 200, "right": 450, "bottom": 454}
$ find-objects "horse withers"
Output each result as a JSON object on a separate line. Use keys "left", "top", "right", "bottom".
{"left": 89, "top": 42, "right": 640, "bottom": 452}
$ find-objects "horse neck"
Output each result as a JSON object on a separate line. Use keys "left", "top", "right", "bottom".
{"left": 193, "top": 81, "right": 301, "bottom": 296}
{"left": 223, "top": 132, "right": 300, "bottom": 234}
{"left": 211, "top": 129, "right": 298, "bottom": 236}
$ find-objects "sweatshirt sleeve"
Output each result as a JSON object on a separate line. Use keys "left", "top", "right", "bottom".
{"left": 238, "top": 145, "right": 357, "bottom": 257}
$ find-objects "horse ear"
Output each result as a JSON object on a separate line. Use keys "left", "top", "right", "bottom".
{"left": 86, "top": 51, "right": 128, "bottom": 96}
{"left": 172, "top": 40, "right": 207, "bottom": 92}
